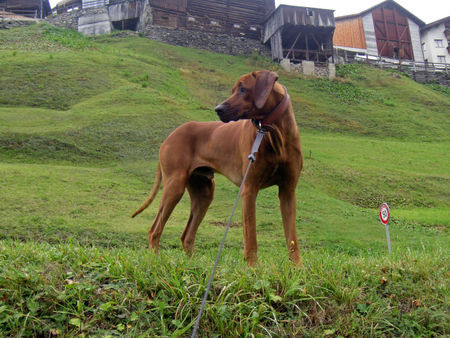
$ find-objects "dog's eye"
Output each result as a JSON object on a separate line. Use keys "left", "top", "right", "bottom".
{"left": 239, "top": 86, "right": 247, "bottom": 94}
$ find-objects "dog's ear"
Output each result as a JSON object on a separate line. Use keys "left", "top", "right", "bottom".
{"left": 253, "top": 71, "right": 279, "bottom": 109}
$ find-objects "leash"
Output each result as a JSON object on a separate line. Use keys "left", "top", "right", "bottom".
{"left": 191, "top": 127, "right": 266, "bottom": 338}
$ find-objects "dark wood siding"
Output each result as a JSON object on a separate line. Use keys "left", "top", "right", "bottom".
{"left": 149, "top": 0, "right": 274, "bottom": 39}
{"left": 372, "top": 4, "right": 413, "bottom": 60}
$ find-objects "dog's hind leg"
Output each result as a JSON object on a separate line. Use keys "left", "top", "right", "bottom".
{"left": 148, "top": 173, "right": 187, "bottom": 252}
{"left": 181, "top": 173, "right": 215, "bottom": 255}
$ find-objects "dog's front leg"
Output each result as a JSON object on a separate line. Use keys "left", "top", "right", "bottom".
{"left": 279, "top": 185, "right": 302, "bottom": 266}
{"left": 241, "top": 185, "right": 259, "bottom": 266}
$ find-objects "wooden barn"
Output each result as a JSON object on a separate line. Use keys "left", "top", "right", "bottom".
{"left": 52, "top": 0, "right": 275, "bottom": 39}
{"left": 149, "top": 0, "right": 275, "bottom": 39}
{"left": 333, "top": 0, "right": 425, "bottom": 61}
{"left": 263, "top": 5, "right": 335, "bottom": 62}
{"left": 0, "top": 0, "right": 51, "bottom": 18}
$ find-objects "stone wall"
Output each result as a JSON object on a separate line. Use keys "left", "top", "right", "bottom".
{"left": 280, "top": 59, "right": 336, "bottom": 79}
{"left": 45, "top": 7, "right": 110, "bottom": 31}
{"left": 0, "top": 18, "right": 39, "bottom": 29}
{"left": 144, "top": 26, "right": 270, "bottom": 57}
{"left": 405, "top": 70, "right": 450, "bottom": 86}
{"left": 46, "top": 11, "right": 80, "bottom": 31}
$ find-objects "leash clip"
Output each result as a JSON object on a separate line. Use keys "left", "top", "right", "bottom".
{"left": 248, "top": 128, "right": 265, "bottom": 162}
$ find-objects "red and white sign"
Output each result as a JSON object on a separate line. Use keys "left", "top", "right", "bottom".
{"left": 379, "top": 203, "right": 390, "bottom": 225}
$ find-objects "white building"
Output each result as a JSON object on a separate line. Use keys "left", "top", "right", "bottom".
{"left": 421, "top": 16, "right": 450, "bottom": 64}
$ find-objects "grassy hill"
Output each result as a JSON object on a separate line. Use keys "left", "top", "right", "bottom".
{"left": 0, "top": 24, "right": 448, "bottom": 336}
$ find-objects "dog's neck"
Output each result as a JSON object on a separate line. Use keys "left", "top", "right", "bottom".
{"left": 253, "top": 84, "right": 292, "bottom": 131}
{"left": 260, "top": 86, "right": 289, "bottom": 128}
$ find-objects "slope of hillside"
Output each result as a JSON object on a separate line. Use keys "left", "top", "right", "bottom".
{"left": 0, "top": 24, "right": 448, "bottom": 336}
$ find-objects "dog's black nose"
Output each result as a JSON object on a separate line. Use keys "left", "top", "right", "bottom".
{"left": 215, "top": 104, "right": 225, "bottom": 115}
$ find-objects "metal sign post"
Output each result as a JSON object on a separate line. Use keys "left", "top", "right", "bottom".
{"left": 379, "top": 203, "right": 391, "bottom": 255}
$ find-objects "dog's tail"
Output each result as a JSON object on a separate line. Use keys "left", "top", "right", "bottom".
{"left": 131, "top": 163, "right": 162, "bottom": 218}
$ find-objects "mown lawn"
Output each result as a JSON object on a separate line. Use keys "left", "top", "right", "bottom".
{"left": 0, "top": 24, "right": 448, "bottom": 336}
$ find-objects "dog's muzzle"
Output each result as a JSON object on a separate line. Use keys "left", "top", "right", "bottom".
{"left": 215, "top": 104, "right": 233, "bottom": 122}
{"left": 215, "top": 103, "right": 249, "bottom": 123}
{"left": 215, "top": 104, "right": 226, "bottom": 116}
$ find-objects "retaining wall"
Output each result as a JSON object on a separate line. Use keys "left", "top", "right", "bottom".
{"left": 144, "top": 26, "right": 270, "bottom": 57}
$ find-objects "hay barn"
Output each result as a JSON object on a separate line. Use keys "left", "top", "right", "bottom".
{"left": 263, "top": 5, "right": 335, "bottom": 62}
{"left": 333, "top": 0, "right": 425, "bottom": 61}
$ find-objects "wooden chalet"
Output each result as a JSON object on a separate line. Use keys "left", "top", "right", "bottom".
{"left": 333, "top": 0, "right": 425, "bottom": 61}
{"left": 0, "top": 0, "right": 51, "bottom": 18}
{"left": 149, "top": 0, "right": 275, "bottom": 39}
{"left": 52, "top": 0, "right": 275, "bottom": 39}
{"left": 263, "top": 5, "right": 335, "bottom": 63}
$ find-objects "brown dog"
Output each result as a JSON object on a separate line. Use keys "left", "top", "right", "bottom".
{"left": 132, "top": 70, "right": 303, "bottom": 266}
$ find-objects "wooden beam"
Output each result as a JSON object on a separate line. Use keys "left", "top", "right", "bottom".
{"left": 305, "top": 31, "right": 309, "bottom": 60}
{"left": 285, "top": 31, "right": 302, "bottom": 59}
{"left": 381, "top": 7, "right": 391, "bottom": 57}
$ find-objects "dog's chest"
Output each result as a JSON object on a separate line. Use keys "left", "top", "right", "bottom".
{"left": 258, "top": 162, "right": 281, "bottom": 188}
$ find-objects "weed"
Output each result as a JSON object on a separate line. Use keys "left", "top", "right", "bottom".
{"left": 42, "top": 24, "right": 92, "bottom": 49}
{"left": 426, "top": 83, "right": 450, "bottom": 97}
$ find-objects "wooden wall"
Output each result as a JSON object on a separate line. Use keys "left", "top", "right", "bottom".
{"left": 372, "top": 5, "right": 413, "bottom": 60}
{"left": 149, "top": 0, "right": 274, "bottom": 39}
{"left": 150, "top": 0, "right": 186, "bottom": 28}
{"left": 333, "top": 17, "right": 366, "bottom": 50}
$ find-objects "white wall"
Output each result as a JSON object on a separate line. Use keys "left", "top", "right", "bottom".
{"left": 421, "top": 22, "right": 449, "bottom": 64}
{"left": 408, "top": 18, "right": 424, "bottom": 62}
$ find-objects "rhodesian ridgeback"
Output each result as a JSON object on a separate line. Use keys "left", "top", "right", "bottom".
{"left": 132, "top": 70, "right": 303, "bottom": 266}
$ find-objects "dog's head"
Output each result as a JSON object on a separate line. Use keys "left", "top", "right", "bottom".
{"left": 215, "top": 70, "right": 279, "bottom": 123}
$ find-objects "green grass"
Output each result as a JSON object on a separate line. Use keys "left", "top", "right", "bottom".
{"left": 0, "top": 24, "right": 449, "bottom": 336}
{"left": 1, "top": 240, "right": 448, "bottom": 336}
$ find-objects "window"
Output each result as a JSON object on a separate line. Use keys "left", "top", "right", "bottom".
{"left": 437, "top": 55, "right": 446, "bottom": 63}
{"left": 434, "top": 39, "right": 443, "bottom": 48}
